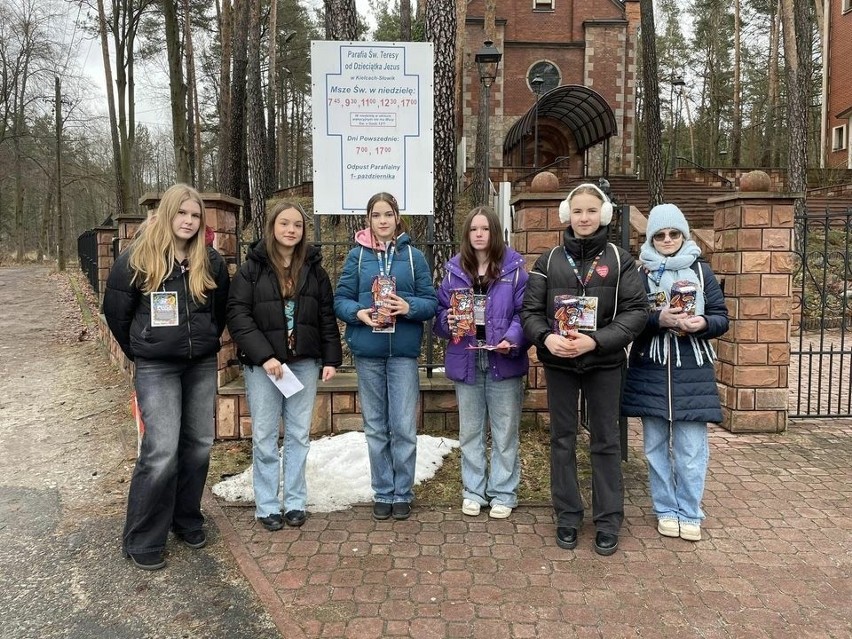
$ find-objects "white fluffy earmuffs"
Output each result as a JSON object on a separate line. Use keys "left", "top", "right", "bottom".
{"left": 558, "top": 183, "right": 613, "bottom": 225}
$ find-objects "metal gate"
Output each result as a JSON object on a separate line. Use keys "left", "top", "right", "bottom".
{"left": 790, "top": 207, "right": 852, "bottom": 417}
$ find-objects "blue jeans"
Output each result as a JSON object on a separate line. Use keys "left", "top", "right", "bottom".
{"left": 244, "top": 359, "right": 320, "bottom": 517}
{"left": 455, "top": 351, "right": 522, "bottom": 508}
{"left": 643, "top": 415, "right": 708, "bottom": 525}
{"left": 354, "top": 356, "right": 419, "bottom": 504}
{"left": 123, "top": 355, "right": 217, "bottom": 554}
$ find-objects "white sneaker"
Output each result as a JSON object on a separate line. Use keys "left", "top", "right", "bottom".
{"left": 461, "top": 499, "right": 481, "bottom": 516}
{"left": 679, "top": 522, "right": 701, "bottom": 541}
{"left": 657, "top": 518, "right": 680, "bottom": 538}
{"left": 489, "top": 504, "right": 513, "bottom": 519}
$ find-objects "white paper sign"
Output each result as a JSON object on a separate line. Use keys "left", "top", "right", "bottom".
{"left": 267, "top": 365, "right": 305, "bottom": 398}
{"left": 311, "top": 41, "right": 434, "bottom": 216}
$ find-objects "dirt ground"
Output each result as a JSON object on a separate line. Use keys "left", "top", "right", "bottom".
{"left": 0, "top": 265, "right": 278, "bottom": 639}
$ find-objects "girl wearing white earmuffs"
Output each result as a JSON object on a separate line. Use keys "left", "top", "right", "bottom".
{"left": 521, "top": 183, "right": 648, "bottom": 556}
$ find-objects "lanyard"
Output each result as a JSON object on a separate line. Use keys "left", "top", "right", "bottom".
{"left": 377, "top": 242, "right": 395, "bottom": 277}
{"left": 563, "top": 247, "right": 604, "bottom": 291}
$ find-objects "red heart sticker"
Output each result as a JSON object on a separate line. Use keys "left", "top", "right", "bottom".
{"left": 595, "top": 265, "right": 609, "bottom": 278}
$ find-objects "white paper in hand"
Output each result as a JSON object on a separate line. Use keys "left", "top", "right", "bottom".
{"left": 267, "top": 364, "right": 305, "bottom": 398}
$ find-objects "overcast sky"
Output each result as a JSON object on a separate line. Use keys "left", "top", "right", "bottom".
{"left": 77, "top": 0, "right": 377, "bottom": 132}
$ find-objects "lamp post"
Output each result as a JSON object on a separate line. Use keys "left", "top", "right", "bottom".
{"left": 475, "top": 40, "right": 502, "bottom": 205}
{"left": 530, "top": 75, "right": 544, "bottom": 167}
{"left": 669, "top": 74, "right": 686, "bottom": 176}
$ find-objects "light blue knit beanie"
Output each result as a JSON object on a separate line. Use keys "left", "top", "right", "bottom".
{"left": 646, "top": 203, "right": 691, "bottom": 240}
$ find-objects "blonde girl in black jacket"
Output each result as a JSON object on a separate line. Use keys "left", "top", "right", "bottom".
{"left": 521, "top": 183, "right": 647, "bottom": 556}
{"left": 227, "top": 202, "right": 342, "bottom": 532}
{"left": 103, "top": 183, "right": 230, "bottom": 571}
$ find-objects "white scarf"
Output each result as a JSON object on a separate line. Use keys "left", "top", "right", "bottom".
{"left": 640, "top": 239, "right": 715, "bottom": 367}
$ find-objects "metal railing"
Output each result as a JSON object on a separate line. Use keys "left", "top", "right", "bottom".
{"left": 77, "top": 230, "right": 99, "bottom": 295}
{"left": 674, "top": 156, "right": 734, "bottom": 188}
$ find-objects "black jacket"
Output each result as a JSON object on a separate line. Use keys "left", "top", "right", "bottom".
{"left": 226, "top": 242, "right": 342, "bottom": 368}
{"left": 521, "top": 226, "right": 648, "bottom": 372}
{"left": 103, "top": 246, "right": 230, "bottom": 362}
{"left": 621, "top": 260, "right": 729, "bottom": 423}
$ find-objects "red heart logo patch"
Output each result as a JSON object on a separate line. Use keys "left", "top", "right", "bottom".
{"left": 595, "top": 265, "right": 609, "bottom": 278}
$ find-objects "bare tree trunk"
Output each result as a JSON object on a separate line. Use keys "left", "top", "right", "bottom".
{"left": 184, "top": 0, "right": 202, "bottom": 187}
{"left": 426, "top": 0, "right": 457, "bottom": 281}
{"left": 325, "top": 0, "right": 358, "bottom": 40}
{"left": 216, "top": 0, "right": 233, "bottom": 191}
{"left": 266, "top": 0, "right": 278, "bottom": 192}
{"left": 163, "top": 0, "right": 190, "bottom": 184}
{"left": 325, "top": 0, "right": 360, "bottom": 235}
{"left": 55, "top": 76, "right": 64, "bottom": 270}
{"left": 400, "top": 0, "right": 411, "bottom": 40}
{"left": 247, "top": 0, "right": 269, "bottom": 239}
{"left": 220, "top": 0, "right": 249, "bottom": 200}
{"left": 763, "top": 0, "right": 781, "bottom": 167}
{"left": 640, "top": 0, "right": 664, "bottom": 207}
{"left": 96, "top": 0, "right": 128, "bottom": 217}
{"left": 731, "top": 0, "right": 742, "bottom": 166}
{"left": 780, "top": 0, "right": 810, "bottom": 218}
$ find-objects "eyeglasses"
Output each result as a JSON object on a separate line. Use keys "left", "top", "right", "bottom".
{"left": 652, "top": 229, "right": 683, "bottom": 242}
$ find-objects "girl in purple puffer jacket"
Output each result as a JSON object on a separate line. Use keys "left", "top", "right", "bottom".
{"left": 434, "top": 206, "right": 529, "bottom": 519}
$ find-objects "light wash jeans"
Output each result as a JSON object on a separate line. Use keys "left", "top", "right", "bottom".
{"left": 124, "top": 354, "right": 217, "bottom": 554}
{"left": 454, "top": 350, "right": 522, "bottom": 508}
{"left": 354, "top": 356, "right": 419, "bottom": 504}
{"left": 244, "top": 359, "right": 319, "bottom": 517}
{"left": 643, "top": 415, "right": 709, "bottom": 525}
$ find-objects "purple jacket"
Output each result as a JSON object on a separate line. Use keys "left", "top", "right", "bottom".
{"left": 434, "top": 248, "right": 530, "bottom": 384}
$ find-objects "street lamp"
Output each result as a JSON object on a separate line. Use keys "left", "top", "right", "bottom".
{"left": 530, "top": 75, "right": 544, "bottom": 167}
{"left": 669, "top": 74, "right": 686, "bottom": 176}
{"left": 475, "top": 40, "right": 502, "bottom": 205}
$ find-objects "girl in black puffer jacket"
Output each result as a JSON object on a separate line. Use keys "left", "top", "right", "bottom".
{"left": 522, "top": 183, "right": 648, "bottom": 557}
{"left": 227, "top": 202, "right": 342, "bottom": 532}
{"left": 103, "top": 183, "right": 230, "bottom": 571}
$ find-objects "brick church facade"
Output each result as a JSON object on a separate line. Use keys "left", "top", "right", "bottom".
{"left": 821, "top": 0, "right": 852, "bottom": 169}
{"left": 461, "top": 0, "right": 641, "bottom": 177}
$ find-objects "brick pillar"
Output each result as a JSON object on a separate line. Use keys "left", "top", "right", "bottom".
{"left": 710, "top": 193, "right": 796, "bottom": 433}
{"left": 511, "top": 185, "right": 566, "bottom": 428}
{"left": 95, "top": 225, "right": 117, "bottom": 304}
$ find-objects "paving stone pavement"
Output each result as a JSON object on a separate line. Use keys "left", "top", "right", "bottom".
{"left": 209, "top": 419, "right": 852, "bottom": 639}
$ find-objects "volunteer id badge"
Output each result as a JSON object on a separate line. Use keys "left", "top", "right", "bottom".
{"left": 151, "top": 291, "right": 179, "bottom": 327}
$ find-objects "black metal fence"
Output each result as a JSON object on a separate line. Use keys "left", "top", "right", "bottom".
{"left": 790, "top": 207, "right": 852, "bottom": 417}
{"left": 77, "top": 230, "right": 100, "bottom": 296}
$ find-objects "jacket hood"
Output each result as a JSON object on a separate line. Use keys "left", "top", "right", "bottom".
{"left": 446, "top": 247, "right": 526, "bottom": 283}
{"left": 246, "top": 239, "right": 322, "bottom": 266}
{"left": 354, "top": 228, "right": 411, "bottom": 250}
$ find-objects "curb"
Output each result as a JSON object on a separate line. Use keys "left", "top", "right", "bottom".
{"left": 203, "top": 489, "right": 305, "bottom": 639}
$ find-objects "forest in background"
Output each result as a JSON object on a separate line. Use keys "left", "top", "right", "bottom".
{"left": 0, "top": 0, "right": 826, "bottom": 265}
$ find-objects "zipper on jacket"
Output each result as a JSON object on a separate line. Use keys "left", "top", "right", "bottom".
{"left": 181, "top": 264, "right": 193, "bottom": 359}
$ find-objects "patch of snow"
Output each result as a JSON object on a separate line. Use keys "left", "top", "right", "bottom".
{"left": 212, "top": 431, "right": 459, "bottom": 512}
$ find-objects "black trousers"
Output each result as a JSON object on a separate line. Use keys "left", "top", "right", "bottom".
{"left": 544, "top": 366, "right": 624, "bottom": 534}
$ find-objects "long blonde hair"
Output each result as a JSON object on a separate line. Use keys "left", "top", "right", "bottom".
{"left": 264, "top": 200, "right": 309, "bottom": 298}
{"left": 128, "top": 183, "right": 215, "bottom": 302}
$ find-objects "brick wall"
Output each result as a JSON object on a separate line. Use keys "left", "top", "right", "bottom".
{"left": 825, "top": 1, "right": 852, "bottom": 168}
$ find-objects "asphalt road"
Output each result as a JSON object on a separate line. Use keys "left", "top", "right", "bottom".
{"left": 0, "top": 265, "right": 279, "bottom": 639}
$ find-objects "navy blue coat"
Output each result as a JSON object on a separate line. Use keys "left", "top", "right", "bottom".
{"left": 621, "top": 260, "right": 729, "bottom": 423}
